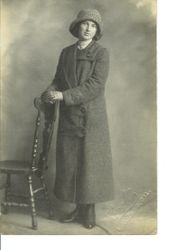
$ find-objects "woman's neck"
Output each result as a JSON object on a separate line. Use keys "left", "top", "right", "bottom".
{"left": 77, "top": 39, "right": 92, "bottom": 50}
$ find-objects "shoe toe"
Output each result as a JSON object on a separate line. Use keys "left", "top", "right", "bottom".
{"left": 60, "top": 209, "right": 79, "bottom": 223}
{"left": 85, "top": 223, "right": 95, "bottom": 229}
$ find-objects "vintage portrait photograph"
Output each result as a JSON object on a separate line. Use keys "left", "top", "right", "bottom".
{"left": 0, "top": 0, "right": 156, "bottom": 235}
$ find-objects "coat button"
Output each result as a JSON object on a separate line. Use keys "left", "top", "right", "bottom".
{"left": 86, "top": 51, "right": 91, "bottom": 57}
{"left": 80, "top": 106, "right": 86, "bottom": 113}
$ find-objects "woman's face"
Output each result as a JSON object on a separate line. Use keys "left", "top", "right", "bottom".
{"left": 78, "top": 20, "right": 97, "bottom": 41}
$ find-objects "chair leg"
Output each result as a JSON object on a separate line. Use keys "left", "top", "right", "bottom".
{"left": 2, "top": 173, "right": 11, "bottom": 214}
{"left": 40, "top": 175, "right": 54, "bottom": 219}
{"left": 27, "top": 175, "right": 37, "bottom": 230}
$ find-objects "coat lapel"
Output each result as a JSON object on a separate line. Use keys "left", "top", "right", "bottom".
{"left": 62, "top": 41, "right": 99, "bottom": 88}
{"left": 63, "top": 43, "right": 77, "bottom": 88}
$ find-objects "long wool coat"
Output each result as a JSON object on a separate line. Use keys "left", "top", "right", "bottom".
{"left": 45, "top": 40, "right": 114, "bottom": 204}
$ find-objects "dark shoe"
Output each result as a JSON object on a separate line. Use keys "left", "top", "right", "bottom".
{"left": 60, "top": 204, "right": 85, "bottom": 223}
{"left": 60, "top": 208, "right": 79, "bottom": 223}
{"left": 83, "top": 204, "right": 96, "bottom": 229}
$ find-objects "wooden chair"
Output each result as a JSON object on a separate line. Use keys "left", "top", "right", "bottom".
{"left": 0, "top": 97, "right": 58, "bottom": 229}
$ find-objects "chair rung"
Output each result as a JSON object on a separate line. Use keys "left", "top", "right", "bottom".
{"left": 33, "top": 187, "right": 44, "bottom": 194}
{"left": 2, "top": 201, "right": 29, "bottom": 208}
{"left": 8, "top": 194, "right": 29, "bottom": 199}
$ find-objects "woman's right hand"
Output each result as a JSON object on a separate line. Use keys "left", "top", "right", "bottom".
{"left": 41, "top": 91, "right": 55, "bottom": 104}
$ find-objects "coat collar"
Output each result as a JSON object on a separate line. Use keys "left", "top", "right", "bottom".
{"left": 77, "top": 39, "right": 93, "bottom": 50}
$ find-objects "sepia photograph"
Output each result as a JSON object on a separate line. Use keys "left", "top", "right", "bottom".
{"left": 0, "top": 0, "right": 156, "bottom": 235}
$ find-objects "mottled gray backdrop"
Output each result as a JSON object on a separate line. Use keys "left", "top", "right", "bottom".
{"left": 1, "top": 0, "right": 156, "bottom": 233}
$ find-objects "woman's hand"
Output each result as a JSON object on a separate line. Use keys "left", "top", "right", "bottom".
{"left": 42, "top": 91, "right": 63, "bottom": 104}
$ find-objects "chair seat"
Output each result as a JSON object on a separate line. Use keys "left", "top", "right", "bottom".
{"left": 0, "top": 160, "right": 32, "bottom": 174}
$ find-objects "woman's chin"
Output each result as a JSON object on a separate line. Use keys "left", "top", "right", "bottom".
{"left": 79, "top": 36, "right": 92, "bottom": 41}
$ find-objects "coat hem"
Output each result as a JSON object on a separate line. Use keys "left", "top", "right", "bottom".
{"left": 54, "top": 191, "right": 114, "bottom": 204}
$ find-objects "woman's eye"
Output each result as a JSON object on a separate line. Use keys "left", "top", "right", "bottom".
{"left": 81, "top": 21, "right": 96, "bottom": 29}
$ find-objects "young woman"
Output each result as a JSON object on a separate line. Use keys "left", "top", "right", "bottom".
{"left": 42, "top": 9, "right": 114, "bottom": 229}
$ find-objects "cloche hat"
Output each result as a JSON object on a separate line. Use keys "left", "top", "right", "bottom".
{"left": 69, "top": 9, "right": 103, "bottom": 40}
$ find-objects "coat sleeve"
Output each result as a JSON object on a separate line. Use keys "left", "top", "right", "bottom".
{"left": 62, "top": 48, "right": 110, "bottom": 105}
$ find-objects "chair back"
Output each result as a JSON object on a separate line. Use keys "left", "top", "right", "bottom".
{"left": 31, "top": 98, "right": 58, "bottom": 175}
